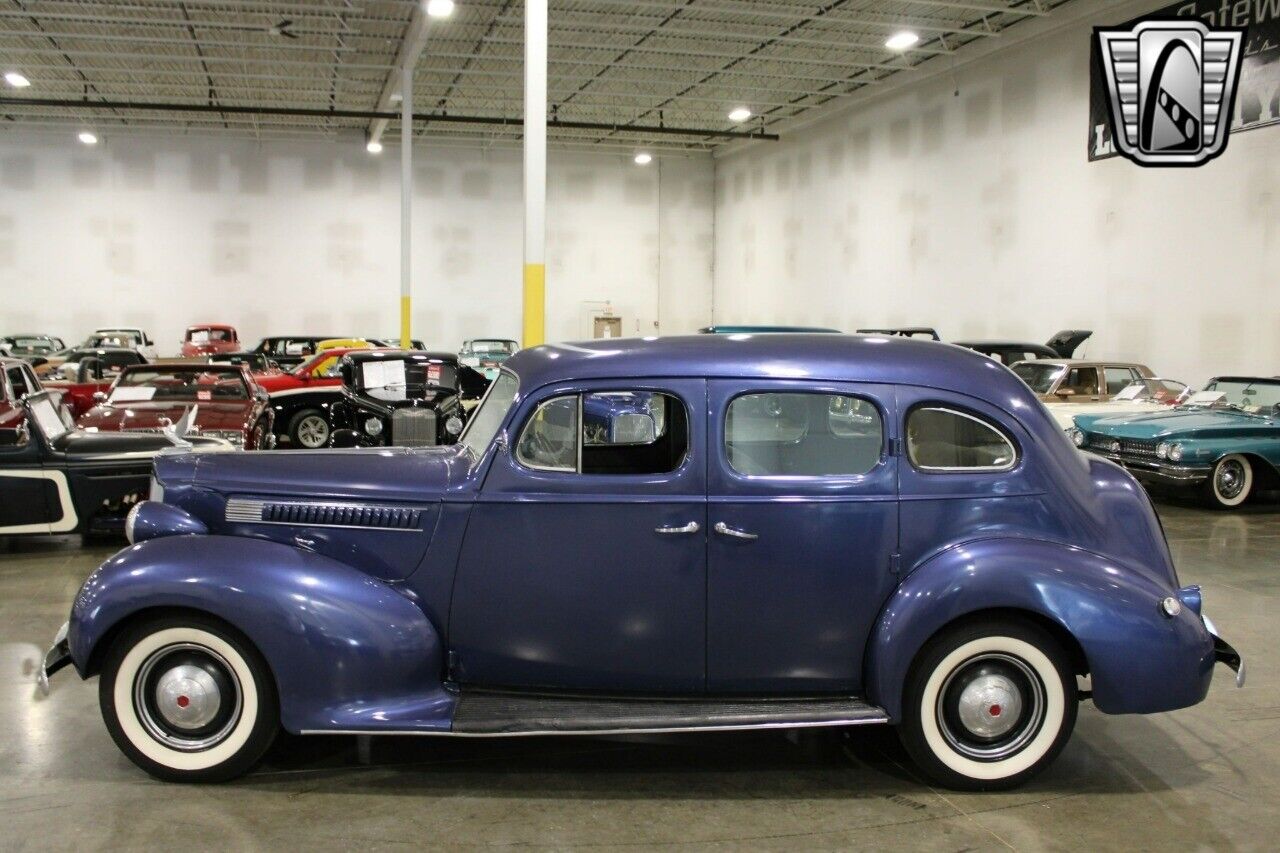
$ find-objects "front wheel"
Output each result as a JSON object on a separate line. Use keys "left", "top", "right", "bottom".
{"left": 287, "top": 409, "right": 330, "bottom": 449}
{"left": 99, "top": 614, "right": 278, "bottom": 782}
{"left": 898, "top": 619, "right": 1077, "bottom": 791}
{"left": 1203, "top": 454, "right": 1253, "bottom": 509}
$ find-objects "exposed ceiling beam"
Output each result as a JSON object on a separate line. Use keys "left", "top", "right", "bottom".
{"left": 367, "top": 1, "right": 432, "bottom": 148}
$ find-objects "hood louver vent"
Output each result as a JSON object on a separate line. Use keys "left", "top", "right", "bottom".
{"left": 226, "top": 498, "right": 422, "bottom": 531}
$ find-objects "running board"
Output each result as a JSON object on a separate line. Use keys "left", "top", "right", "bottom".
{"left": 449, "top": 691, "right": 888, "bottom": 736}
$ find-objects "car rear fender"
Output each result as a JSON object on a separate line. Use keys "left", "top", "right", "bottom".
{"left": 68, "top": 535, "right": 454, "bottom": 733}
{"left": 864, "top": 537, "right": 1214, "bottom": 721}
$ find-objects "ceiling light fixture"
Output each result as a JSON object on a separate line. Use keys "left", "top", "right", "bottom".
{"left": 78, "top": 131, "right": 98, "bottom": 145}
{"left": 4, "top": 71, "right": 30, "bottom": 88}
{"left": 366, "top": 140, "right": 384, "bottom": 154}
{"left": 634, "top": 152, "right": 652, "bottom": 165}
{"left": 727, "top": 106, "right": 752, "bottom": 123}
{"left": 426, "top": 0, "right": 455, "bottom": 18}
{"left": 885, "top": 31, "right": 920, "bottom": 50}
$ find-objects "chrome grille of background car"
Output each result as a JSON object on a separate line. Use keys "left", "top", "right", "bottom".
{"left": 391, "top": 409, "right": 437, "bottom": 447}
{"left": 1086, "top": 435, "right": 1158, "bottom": 458}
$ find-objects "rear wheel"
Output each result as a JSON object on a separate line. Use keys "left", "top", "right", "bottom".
{"left": 1203, "top": 454, "right": 1253, "bottom": 509}
{"left": 99, "top": 614, "right": 278, "bottom": 782}
{"left": 898, "top": 618, "right": 1077, "bottom": 791}
{"left": 287, "top": 409, "right": 329, "bottom": 449}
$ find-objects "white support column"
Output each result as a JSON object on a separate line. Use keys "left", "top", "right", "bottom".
{"left": 522, "top": 0, "right": 547, "bottom": 347}
{"left": 400, "top": 64, "right": 413, "bottom": 348}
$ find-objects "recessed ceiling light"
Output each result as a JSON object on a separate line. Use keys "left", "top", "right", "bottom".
{"left": 727, "top": 106, "right": 752, "bottom": 123}
{"left": 885, "top": 31, "right": 920, "bottom": 50}
{"left": 426, "top": 0, "right": 455, "bottom": 18}
{"left": 366, "top": 140, "right": 384, "bottom": 154}
{"left": 634, "top": 152, "right": 652, "bottom": 165}
{"left": 4, "top": 71, "right": 30, "bottom": 88}
{"left": 78, "top": 131, "right": 98, "bottom": 145}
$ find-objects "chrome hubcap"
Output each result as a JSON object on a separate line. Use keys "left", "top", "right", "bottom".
{"left": 937, "top": 653, "right": 1044, "bottom": 761}
{"left": 1216, "top": 460, "right": 1246, "bottom": 499}
{"left": 297, "top": 416, "right": 329, "bottom": 448}
{"left": 135, "top": 643, "right": 242, "bottom": 751}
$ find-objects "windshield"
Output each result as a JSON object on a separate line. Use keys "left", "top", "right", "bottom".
{"left": 1012, "top": 362, "right": 1065, "bottom": 394}
{"left": 358, "top": 359, "right": 457, "bottom": 401}
{"left": 28, "top": 395, "right": 68, "bottom": 441}
{"left": 458, "top": 371, "right": 518, "bottom": 457}
{"left": 110, "top": 368, "right": 248, "bottom": 402}
{"left": 470, "top": 340, "right": 517, "bottom": 355}
{"left": 188, "top": 328, "right": 232, "bottom": 342}
{"left": 1197, "top": 379, "right": 1280, "bottom": 413}
{"left": 85, "top": 333, "right": 138, "bottom": 349}
{"left": 11, "top": 337, "right": 55, "bottom": 353}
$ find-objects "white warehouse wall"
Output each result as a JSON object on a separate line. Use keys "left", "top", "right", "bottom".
{"left": 712, "top": 1, "right": 1280, "bottom": 387}
{"left": 0, "top": 135, "right": 713, "bottom": 354}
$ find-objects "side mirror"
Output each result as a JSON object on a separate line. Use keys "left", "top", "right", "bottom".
{"left": 1055, "top": 388, "right": 1076, "bottom": 399}
{"left": 92, "top": 391, "right": 108, "bottom": 403}
{"left": 445, "top": 416, "right": 464, "bottom": 437}
{"left": 330, "top": 429, "right": 359, "bottom": 448}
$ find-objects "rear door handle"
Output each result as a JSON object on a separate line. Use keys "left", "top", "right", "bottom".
{"left": 655, "top": 521, "right": 700, "bottom": 535}
{"left": 714, "top": 522, "right": 758, "bottom": 541}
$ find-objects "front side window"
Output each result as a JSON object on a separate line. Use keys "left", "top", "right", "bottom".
{"left": 725, "top": 392, "right": 882, "bottom": 477}
{"left": 458, "top": 371, "right": 519, "bottom": 457}
{"left": 907, "top": 407, "right": 1016, "bottom": 471}
{"left": 516, "top": 390, "right": 688, "bottom": 475}
{"left": 1061, "top": 367, "right": 1100, "bottom": 396}
{"left": 7, "top": 366, "right": 30, "bottom": 398}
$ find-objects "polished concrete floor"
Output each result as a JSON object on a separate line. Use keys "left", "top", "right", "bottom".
{"left": 3, "top": 497, "right": 1278, "bottom": 851}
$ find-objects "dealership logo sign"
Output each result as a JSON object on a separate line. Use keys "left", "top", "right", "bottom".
{"left": 1095, "top": 19, "right": 1245, "bottom": 166}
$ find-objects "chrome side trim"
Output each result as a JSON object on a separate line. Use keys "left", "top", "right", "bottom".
{"left": 224, "top": 497, "right": 425, "bottom": 532}
{"left": 299, "top": 716, "right": 890, "bottom": 738}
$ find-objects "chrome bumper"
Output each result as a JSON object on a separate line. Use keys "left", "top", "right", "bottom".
{"left": 1087, "top": 450, "right": 1211, "bottom": 484}
{"left": 1204, "top": 615, "right": 1245, "bottom": 688}
{"left": 38, "top": 621, "right": 72, "bottom": 695}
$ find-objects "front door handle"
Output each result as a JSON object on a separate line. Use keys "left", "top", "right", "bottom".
{"left": 714, "top": 521, "right": 758, "bottom": 541}
{"left": 655, "top": 521, "right": 700, "bottom": 535}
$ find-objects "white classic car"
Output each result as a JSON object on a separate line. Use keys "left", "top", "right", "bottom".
{"left": 1045, "top": 378, "right": 1190, "bottom": 430}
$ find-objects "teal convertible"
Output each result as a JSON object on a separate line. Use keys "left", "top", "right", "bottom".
{"left": 1070, "top": 376, "right": 1280, "bottom": 509}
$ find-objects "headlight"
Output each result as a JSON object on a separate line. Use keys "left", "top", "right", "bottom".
{"left": 1109, "top": 440, "right": 1121, "bottom": 453}
{"left": 1156, "top": 442, "right": 1169, "bottom": 459}
{"left": 1168, "top": 443, "right": 1183, "bottom": 462}
{"left": 364, "top": 417, "right": 384, "bottom": 436}
{"left": 1068, "top": 428, "right": 1085, "bottom": 447}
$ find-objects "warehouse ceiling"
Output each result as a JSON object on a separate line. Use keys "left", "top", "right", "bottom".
{"left": 0, "top": 0, "right": 1076, "bottom": 153}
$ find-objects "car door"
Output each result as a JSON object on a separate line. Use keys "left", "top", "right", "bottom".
{"left": 706, "top": 380, "right": 898, "bottom": 694}
{"left": 1103, "top": 365, "right": 1142, "bottom": 398}
{"left": 0, "top": 393, "right": 58, "bottom": 534}
{"left": 450, "top": 378, "right": 708, "bottom": 692}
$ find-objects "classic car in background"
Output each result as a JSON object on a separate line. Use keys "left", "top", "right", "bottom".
{"left": 43, "top": 335, "right": 1241, "bottom": 789}
{"left": 459, "top": 338, "right": 520, "bottom": 380}
{"left": 206, "top": 351, "right": 283, "bottom": 374}
{"left": 329, "top": 350, "right": 490, "bottom": 448}
{"left": 38, "top": 356, "right": 125, "bottom": 418}
{"left": 370, "top": 337, "right": 427, "bottom": 349}
{"left": 255, "top": 346, "right": 384, "bottom": 448}
{"left": 1012, "top": 359, "right": 1156, "bottom": 403}
{"left": 1045, "top": 378, "right": 1189, "bottom": 430}
{"left": 88, "top": 327, "right": 159, "bottom": 361}
{"left": 699, "top": 325, "right": 843, "bottom": 334}
{"left": 1071, "top": 376, "right": 1280, "bottom": 509}
{"left": 180, "top": 324, "right": 239, "bottom": 358}
{"left": 33, "top": 345, "right": 148, "bottom": 380}
{"left": 2, "top": 391, "right": 230, "bottom": 539}
{"left": 76, "top": 364, "right": 274, "bottom": 450}
{"left": 249, "top": 336, "right": 339, "bottom": 369}
{"left": 955, "top": 330, "right": 1093, "bottom": 365}
{"left": 1, "top": 334, "right": 65, "bottom": 360}
{"left": 855, "top": 327, "right": 941, "bottom": 340}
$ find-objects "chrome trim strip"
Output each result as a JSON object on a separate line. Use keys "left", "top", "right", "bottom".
{"left": 223, "top": 497, "right": 426, "bottom": 532}
{"left": 300, "top": 716, "right": 890, "bottom": 738}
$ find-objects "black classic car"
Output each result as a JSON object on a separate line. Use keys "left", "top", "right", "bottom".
{"left": 249, "top": 336, "right": 339, "bottom": 369}
{"left": 329, "top": 350, "right": 490, "bottom": 448}
{"left": 954, "top": 330, "right": 1093, "bottom": 365}
{"left": 0, "top": 392, "right": 230, "bottom": 539}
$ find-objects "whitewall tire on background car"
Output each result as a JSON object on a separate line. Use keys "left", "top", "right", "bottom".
{"left": 99, "top": 614, "right": 278, "bottom": 782}
{"left": 1205, "top": 454, "right": 1253, "bottom": 509}
{"left": 898, "top": 619, "right": 1077, "bottom": 791}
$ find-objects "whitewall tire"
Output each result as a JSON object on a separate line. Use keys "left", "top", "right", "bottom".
{"left": 1205, "top": 454, "right": 1253, "bottom": 509}
{"left": 898, "top": 619, "right": 1077, "bottom": 791}
{"left": 99, "top": 614, "right": 278, "bottom": 782}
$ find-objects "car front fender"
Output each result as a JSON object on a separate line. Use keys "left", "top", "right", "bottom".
{"left": 68, "top": 535, "right": 454, "bottom": 734}
{"left": 864, "top": 538, "right": 1215, "bottom": 721}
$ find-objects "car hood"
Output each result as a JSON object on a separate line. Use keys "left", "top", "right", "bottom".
{"left": 79, "top": 401, "right": 254, "bottom": 432}
{"left": 1045, "top": 401, "right": 1166, "bottom": 430}
{"left": 153, "top": 444, "right": 469, "bottom": 503}
{"left": 1076, "top": 407, "right": 1280, "bottom": 439}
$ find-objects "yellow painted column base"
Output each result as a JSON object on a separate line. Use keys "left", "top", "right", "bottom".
{"left": 400, "top": 295, "right": 412, "bottom": 349}
{"left": 523, "top": 263, "right": 546, "bottom": 347}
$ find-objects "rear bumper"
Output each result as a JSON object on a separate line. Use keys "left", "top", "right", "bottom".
{"left": 1205, "top": 614, "right": 1246, "bottom": 688}
{"left": 38, "top": 621, "right": 72, "bottom": 694}
{"left": 1086, "top": 449, "right": 1210, "bottom": 485}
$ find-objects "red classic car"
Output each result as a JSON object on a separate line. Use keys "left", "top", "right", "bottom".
{"left": 181, "top": 324, "right": 240, "bottom": 358}
{"left": 255, "top": 346, "right": 391, "bottom": 448}
{"left": 40, "top": 354, "right": 129, "bottom": 418}
{"left": 75, "top": 363, "right": 274, "bottom": 449}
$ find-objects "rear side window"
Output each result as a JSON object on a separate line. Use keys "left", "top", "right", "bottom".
{"left": 907, "top": 407, "right": 1016, "bottom": 471}
{"left": 1105, "top": 366, "right": 1140, "bottom": 395}
{"left": 725, "top": 392, "right": 882, "bottom": 476}
{"left": 517, "top": 391, "right": 688, "bottom": 475}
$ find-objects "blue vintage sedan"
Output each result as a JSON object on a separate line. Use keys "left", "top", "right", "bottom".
{"left": 42, "top": 335, "right": 1242, "bottom": 790}
{"left": 1070, "top": 376, "right": 1280, "bottom": 509}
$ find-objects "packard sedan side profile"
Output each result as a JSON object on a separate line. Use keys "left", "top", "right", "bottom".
{"left": 43, "top": 336, "right": 1241, "bottom": 790}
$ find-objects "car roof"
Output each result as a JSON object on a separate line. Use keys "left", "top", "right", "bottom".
{"left": 188, "top": 323, "right": 235, "bottom": 330}
{"left": 1210, "top": 376, "right": 1280, "bottom": 385}
{"left": 954, "top": 340, "right": 1054, "bottom": 349}
{"left": 1011, "top": 359, "right": 1146, "bottom": 368}
{"left": 503, "top": 334, "right": 1031, "bottom": 400}
{"left": 700, "top": 325, "right": 842, "bottom": 334}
